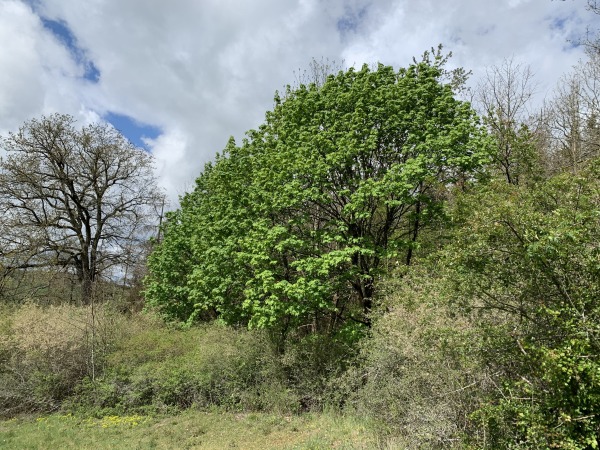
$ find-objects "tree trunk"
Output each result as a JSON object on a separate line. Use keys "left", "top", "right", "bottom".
{"left": 81, "top": 275, "right": 93, "bottom": 305}
{"left": 406, "top": 199, "right": 422, "bottom": 266}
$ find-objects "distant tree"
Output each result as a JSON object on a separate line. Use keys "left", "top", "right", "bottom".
{"left": 293, "top": 57, "right": 346, "bottom": 89}
{"left": 585, "top": 0, "right": 600, "bottom": 54}
{"left": 546, "top": 54, "right": 600, "bottom": 172}
{"left": 476, "top": 58, "right": 543, "bottom": 184}
{"left": 0, "top": 114, "right": 163, "bottom": 304}
{"left": 146, "top": 52, "right": 490, "bottom": 331}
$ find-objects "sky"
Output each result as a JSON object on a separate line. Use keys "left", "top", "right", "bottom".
{"left": 0, "top": 0, "right": 597, "bottom": 206}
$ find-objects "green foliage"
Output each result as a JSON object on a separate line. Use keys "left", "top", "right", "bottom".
{"left": 72, "top": 321, "right": 299, "bottom": 415}
{"left": 446, "top": 161, "right": 600, "bottom": 448}
{"left": 145, "top": 55, "right": 489, "bottom": 331}
{"left": 331, "top": 159, "right": 600, "bottom": 448}
{"left": 0, "top": 302, "right": 360, "bottom": 419}
{"left": 486, "top": 119, "right": 545, "bottom": 185}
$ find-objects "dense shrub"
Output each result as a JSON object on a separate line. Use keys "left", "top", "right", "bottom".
{"left": 0, "top": 302, "right": 127, "bottom": 416}
{"left": 279, "top": 330, "right": 360, "bottom": 412}
{"left": 0, "top": 302, "right": 359, "bottom": 418}
{"left": 338, "top": 268, "right": 485, "bottom": 449}
{"left": 73, "top": 321, "right": 299, "bottom": 415}
{"left": 445, "top": 167, "right": 600, "bottom": 449}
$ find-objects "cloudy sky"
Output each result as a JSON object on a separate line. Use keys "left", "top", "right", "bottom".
{"left": 0, "top": 0, "right": 597, "bottom": 205}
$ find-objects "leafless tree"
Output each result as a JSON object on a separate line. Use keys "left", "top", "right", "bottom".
{"left": 584, "top": 0, "right": 600, "bottom": 55}
{"left": 476, "top": 58, "right": 541, "bottom": 184}
{"left": 546, "top": 53, "right": 600, "bottom": 172}
{"left": 0, "top": 114, "right": 164, "bottom": 304}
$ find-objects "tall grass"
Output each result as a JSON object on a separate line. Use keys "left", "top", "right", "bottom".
{"left": 0, "top": 302, "right": 127, "bottom": 416}
{"left": 0, "top": 302, "right": 350, "bottom": 418}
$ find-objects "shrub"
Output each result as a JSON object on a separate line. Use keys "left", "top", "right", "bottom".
{"left": 74, "top": 322, "right": 299, "bottom": 415}
{"left": 339, "top": 268, "right": 485, "bottom": 449}
{"left": 279, "top": 330, "right": 360, "bottom": 412}
{"left": 0, "top": 302, "right": 127, "bottom": 416}
{"left": 446, "top": 167, "right": 600, "bottom": 449}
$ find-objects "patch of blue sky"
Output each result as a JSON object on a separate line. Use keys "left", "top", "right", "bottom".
{"left": 550, "top": 15, "right": 569, "bottom": 31}
{"left": 336, "top": 4, "right": 369, "bottom": 36}
{"left": 104, "top": 112, "right": 161, "bottom": 151}
{"left": 40, "top": 17, "right": 100, "bottom": 82}
{"left": 544, "top": 12, "right": 583, "bottom": 51}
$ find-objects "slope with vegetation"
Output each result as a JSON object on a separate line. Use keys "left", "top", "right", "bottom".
{"left": 1, "top": 38, "right": 600, "bottom": 449}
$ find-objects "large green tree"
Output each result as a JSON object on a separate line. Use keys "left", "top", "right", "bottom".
{"left": 145, "top": 54, "right": 489, "bottom": 331}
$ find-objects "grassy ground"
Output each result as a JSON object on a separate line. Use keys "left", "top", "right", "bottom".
{"left": 0, "top": 410, "right": 382, "bottom": 450}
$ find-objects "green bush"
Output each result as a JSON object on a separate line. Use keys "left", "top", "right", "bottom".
{"left": 73, "top": 321, "right": 299, "bottom": 415}
{"left": 1, "top": 302, "right": 359, "bottom": 418}
{"left": 444, "top": 164, "right": 600, "bottom": 448}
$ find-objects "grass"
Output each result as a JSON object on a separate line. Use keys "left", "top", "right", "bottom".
{"left": 0, "top": 410, "right": 380, "bottom": 450}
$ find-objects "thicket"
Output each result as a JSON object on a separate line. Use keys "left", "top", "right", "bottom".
{"left": 0, "top": 304, "right": 357, "bottom": 419}
{"left": 344, "top": 163, "right": 600, "bottom": 448}
{"left": 141, "top": 48, "right": 600, "bottom": 447}
{"left": 0, "top": 302, "right": 127, "bottom": 416}
{"left": 1, "top": 162, "right": 599, "bottom": 448}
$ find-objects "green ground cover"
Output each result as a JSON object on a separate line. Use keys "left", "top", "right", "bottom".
{"left": 0, "top": 411, "right": 380, "bottom": 450}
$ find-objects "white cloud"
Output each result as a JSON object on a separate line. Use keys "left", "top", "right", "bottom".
{"left": 342, "top": 0, "right": 590, "bottom": 104}
{"left": 145, "top": 127, "right": 191, "bottom": 204}
{"left": 0, "top": 0, "right": 88, "bottom": 134}
{"left": 0, "top": 0, "right": 597, "bottom": 205}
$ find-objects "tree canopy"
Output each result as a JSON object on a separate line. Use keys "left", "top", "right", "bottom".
{"left": 145, "top": 54, "right": 490, "bottom": 331}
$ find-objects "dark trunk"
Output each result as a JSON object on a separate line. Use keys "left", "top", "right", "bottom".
{"left": 82, "top": 275, "right": 93, "bottom": 305}
{"left": 406, "top": 199, "right": 422, "bottom": 266}
{"left": 75, "top": 254, "right": 94, "bottom": 305}
{"left": 350, "top": 276, "right": 374, "bottom": 327}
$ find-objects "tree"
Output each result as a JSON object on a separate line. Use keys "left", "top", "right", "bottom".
{"left": 0, "top": 114, "right": 163, "bottom": 304}
{"left": 584, "top": 0, "right": 600, "bottom": 55}
{"left": 446, "top": 162, "right": 600, "bottom": 448}
{"left": 476, "top": 58, "right": 542, "bottom": 184}
{"left": 146, "top": 53, "right": 490, "bottom": 332}
{"left": 546, "top": 54, "right": 600, "bottom": 173}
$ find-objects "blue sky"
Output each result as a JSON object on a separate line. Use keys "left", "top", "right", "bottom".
{"left": 40, "top": 16, "right": 159, "bottom": 150}
{"left": 0, "top": 0, "right": 596, "bottom": 204}
{"left": 41, "top": 17, "right": 100, "bottom": 83}
{"left": 103, "top": 112, "right": 161, "bottom": 150}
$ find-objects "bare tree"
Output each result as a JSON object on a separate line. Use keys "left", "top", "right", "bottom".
{"left": 0, "top": 114, "right": 164, "bottom": 304}
{"left": 476, "top": 58, "right": 541, "bottom": 184}
{"left": 584, "top": 0, "right": 600, "bottom": 55}
{"left": 547, "top": 53, "right": 600, "bottom": 172}
{"left": 292, "top": 57, "right": 346, "bottom": 90}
